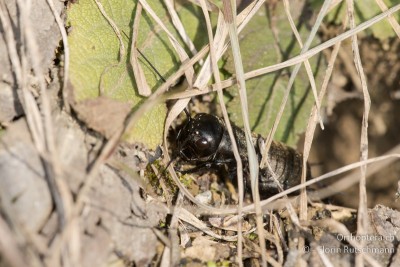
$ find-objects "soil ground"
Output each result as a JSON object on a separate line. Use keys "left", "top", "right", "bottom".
{"left": 310, "top": 36, "right": 400, "bottom": 210}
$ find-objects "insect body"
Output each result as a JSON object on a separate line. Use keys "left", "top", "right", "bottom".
{"left": 176, "top": 113, "right": 310, "bottom": 198}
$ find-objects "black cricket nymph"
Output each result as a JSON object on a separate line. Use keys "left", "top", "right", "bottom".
{"left": 175, "top": 112, "right": 310, "bottom": 199}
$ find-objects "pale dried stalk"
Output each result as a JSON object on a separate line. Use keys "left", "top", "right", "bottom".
{"left": 299, "top": 14, "right": 349, "bottom": 267}
{"left": 316, "top": 246, "right": 335, "bottom": 267}
{"left": 164, "top": 0, "right": 199, "bottom": 57}
{"left": 193, "top": 0, "right": 263, "bottom": 89}
{"left": 3, "top": 0, "right": 73, "bottom": 265}
{"left": 301, "top": 13, "right": 348, "bottom": 223}
{"left": 45, "top": 0, "right": 70, "bottom": 112}
{"left": 193, "top": 12, "right": 228, "bottom": 88}
{"left": 337, "top": 48, "right": 363, "bottom": 92}
{"left": 22, "top": 0, "right": 70, "bottom": 227}
{"left": 311, "top": 143, "right": 400, "bottom": 201}
{"left": 159, "top": 52, "right": 215, "bottom": 215}
{"left": 375, "top": 0, "right": 400, "bottom": 38}
{"left": 0, "top": 1, "right": 43, "bottom": 153}
{"left": 162, "top": 66, "right": 253, "bottom": 214}
{"left": 143, "top": 45, "right": 245, "bottom": 215}
{"left": 168, "top": 3, "right": 400, "bottom": 98}
{"left": 226, "top": 151, "right": 400, "bottom": 216}
{"left": 139, "top": 0, "right": 195, "bottom": 85}
{"left": 222, "top": 0, "right": 266, "bottom": 265}
{"left": 93, "top": 0, "right": 127, "bottom": 96}
{"left": 261, "top": 0, "right": 332, "bottom": 168}
{"left": 271, "top": 216, "right": 285, "bottom": 264}
{"left": 263, "top": 3, "right": 333, "bottom": 260}
{"left": 259, "top": 154, "right": 400, "bottom": 211}
{"left": 328, "top": 0, "right": 344, "bottom": 12}
{"left": 93, "top": 0, "right": 125, "bottom": 60}
{"left": 130, "top": 3, "right": 152, "bottom": 96}
{"left": 240, "top": 3, "right": 399, "bottom": 86}
{"left": 166, "top": 191, "right": 183, "bottom": 266}
{"left": 345, "top": 2, "right": 371, "bottom": 266}
{"left": 283, "top": 0, "right": 324, "bottom": 129}
{"left": 159, "top": 47, "right": 220, "bottom": 215}
{"left": 237, "top": 0, "right": 265, "bottom": 32}
{"left": 178, "top": 209, "right": 240, "bottom": 241}
{"left": 199, "top": 0, "right": 244, "bottom": 263}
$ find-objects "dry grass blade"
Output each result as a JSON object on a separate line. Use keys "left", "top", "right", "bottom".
{"left": 260, "top": 2, "right": 333, "bottom": 259}
{"left": 0, "top": 2, "right": 43, "bottom": 152}
{"left": 282, "top": 0, "right": 324, "bottom": 130}
{"left": 316, "top": 246, "right": 335, "bottom": 267}
{"left": 159, "top": 47, "right": 219, "bottom": 214}
{"left": 301, "top": 15, "right": 348, "bottom": 242}
{"left": 199, "top": 0, "right": 245, "bottom": 262}
{"left": 166, "top": 191, "right": 184, "bottom": 266}
{"left": 130, "top": 3, "right": 151, "bottom": 96}
{"left": 345, "top": 1, "right": 371, "bottom": 266}
{"left": 193, "top": 12, "right": 228, "bottom": 89}
{"left": 168, "top": 152, "right": 400, "bottom": 218}
{"left": 139, "top": 0, "right": 195, "bottom": 85}
{"left": 261, "top": 0, "right": 332, "bottom": 167}
{"left": 328, "top": 0, "right": 345, "bottom": 12}
{"left": 165, "top": 0, "right": 199, "bottom": 57}
{"left": 311, "top": 143, "right": 400, "bottom": 201}
{"left": 2, "top": 0, "right": 75, "bottom": 265}
{"left": 178, "top": 209, "right": 238, "bottom": 241}
{"left": 221, "top": 0, "right": 264, "bottom": 265}
{"left": 271, "top": 216, "right": 285, "bottom": 264}
{"left": 128, "top": 44, "right": 209, "bottom": 150}
{"left": 258, "top": 154, "right": 400, "bottom": 212}
{"left": 167, "top": 3, "right": 400, "bottom": 99}
{"left": 45, "top": 0, "right": 70, "bottom": 112}
{"left": 93, "top": 0, "right": 128, "bottom": 96}
{"left": 154, "top": 47, "right": 213, "bottom": 215}
{"left": 236, "top": 0, "right": 265, "bottom": 32}
{"left": 21, "top": 0, "right": 69, "bottom": 224}
{"left": 193, "top": 0, "right": 264, "bottom": 90}
{"left": 93, "top": 0, "right": 125, "bottom": 60}
{"left": 375, "top": 0, "right": 400, "bottom": 38}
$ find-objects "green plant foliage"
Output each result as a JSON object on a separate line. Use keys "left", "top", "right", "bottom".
{"left": 67, "top": 0, "right": 206, "bottom": 149}
{"left": 223, "top": 2, "right": 325, "bottom": 146}
{"left": 317, "top": 0, "right": 399, "bottom": 40}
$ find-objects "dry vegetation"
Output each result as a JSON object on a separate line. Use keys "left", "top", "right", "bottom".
{"left": 1, "top": 0, "right": 400, "bottom": 266}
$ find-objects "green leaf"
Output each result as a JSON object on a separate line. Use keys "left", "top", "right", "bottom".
{"left": 318, "top": 0, "right": 400, "bottom": 40}
{"left": 67, "top": 0, "right": 206, "bottom": 149}
{"left": 122, "top": 103, "right": 166, "bottom": 149}
{"left": 223, "top": 2, "right": 325, "bottom": 146}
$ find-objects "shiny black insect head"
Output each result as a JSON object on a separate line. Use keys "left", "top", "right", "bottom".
{"left": 174, "top": 111, "right": 310, "bottom": 199}
{"left": 176, "top": 113, "right": 225, "bottom": 162}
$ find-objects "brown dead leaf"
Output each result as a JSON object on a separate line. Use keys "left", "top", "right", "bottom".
{"left": 73, "top": 96, "right": 131, "bottom": 139}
